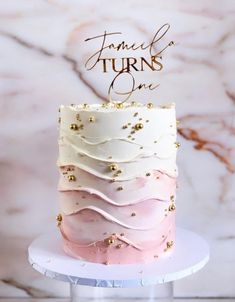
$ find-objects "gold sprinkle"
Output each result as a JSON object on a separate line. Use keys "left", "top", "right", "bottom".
{"left": 120, "top": 233, "right": 125, "bottom": 236}
{"left": 140, "top": 146, "right": 143, "bottom": 149}
{"left": 167, "top": 241, "right": 174, "bottom": 249}
{"left": 104, "top": 236, "right": 115, "bottom": 245}
{"left": 116, "top": 169, "right": 122, "bottom": 174}
{"left": 135, "top": 123, "right": 144, "bottom": 130}
{"left": 128, "top": 135, "right": 132, "bottom": 138}
{"left": 83, "top": 103, "right": 89, "bottom": 108}
{"left": 56, "top": 214, "right": 62, "bottom": 227}
{"left": 109, "top": 163, "right": 118, "bottom": 171}
{"left": 116, "top": 103, "right": 124, "bottom": 109}
{"left": 88, "top": 116, "right": 95, "bottom": 122}
{"left": 176, "top": 120, "right": 180, "bottom": 125}
{"left": 116, "top": 244, "right": 122, "bottom": 249}
{"left": 104, "top": 261, "right": 109, "bottom": 265}
{"left": 76, "top": 113, "right": 80, "bottom": 120}
{"left": 170, "top": 195, "right": 174, "bottom": 201}
{"left": 154, "top": 140, "right": 157, "bottom": 143}
{"left": 110, "top": 179, "right": 115, "bottom": 183}
{"left": 131, "top": 130, "right": 135, "bottom": 134}
{"left": 79, "top": 124, "right": 84, "bottom": 130}
{"left": 108, "top": 156, "right": 112, "bottom": 159}
{"left": 70, "top": 123, "right": 78, "bottom": 130}
{"left": 128, "top": 123, "right": 131, "bottom": 126}
{"left": 139, "top": 118, "right": 142, "bottom": 121}
{"left": 146, "top": 120, "right": 149, "bottom": 123}
{"left": 117, "top": 186, "right": 123, "bottom": 191}
{"left": 169, "top": 204, "right": 176, "bottom": 211}
{"left": 131, "top": 101, "right": 137, "bottom": 106}
{"left": 164, "top": 248, "right": 167, "bottom": 252}
{"left": 146, "top": 173, "right": 151, "bottom": 177}
{"left": 154, "top": 255, "right": 158, "bottom": 258}
{"left": 170, "top": 125, "right": 173, "bottom": 127}
{"left": 131, "top": 212, "right": 136, "bottom": 216}
{"left": 175, "top": 142, "right": 181, "bottom": 148}
{"left": 122, "top": 125, "right": 128, "bottom": 129}
{"left": 131, "top": 138, "right": 135, "bottom": 141}
{"left": 134, "top": 112, "right": 138, "bottom": 117}
{"left": 68, "top": 175, "right": 76, "bottom": 182}
{"left": 58, "top": 108, "right": 60, "bottom": 112}
{"left": 56, "top": 214, "right": 62, "bottom": 222}
{"left": 147, "top": 103, "right": 153, "bottom": 108}
{"left": 58, "top": 117, "right": 61, "bottom": 123}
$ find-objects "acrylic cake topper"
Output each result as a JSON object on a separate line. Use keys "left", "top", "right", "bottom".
{"left": 84, "top": 23, "right": 175, "bottom": 103}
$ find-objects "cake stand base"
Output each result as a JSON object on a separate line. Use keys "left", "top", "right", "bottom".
{"left": 70, "top": 282, "right": 173, "bottom": 301}
{"left": 28, "top": 228, "right": 209, "bottom": 301}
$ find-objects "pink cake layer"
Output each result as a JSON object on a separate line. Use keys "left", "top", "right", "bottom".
{"left": 59, "top": 208, "right": 175, "bottom": 264}
{"left": 58, "top": 165, "right": 176, "bottom": 264}
{"left": 59, "top": 166, "right": 176, "bottom": 205}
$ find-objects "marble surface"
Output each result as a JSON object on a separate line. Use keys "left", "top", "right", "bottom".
{"left": 0, "top": 0, "right": 235, "bottom": 299}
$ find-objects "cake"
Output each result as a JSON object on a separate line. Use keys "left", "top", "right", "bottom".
{"left": 57, "top": 102, "right": 178, "bottom": 264}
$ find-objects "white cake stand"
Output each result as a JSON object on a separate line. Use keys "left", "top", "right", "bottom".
{"left": 28, "top": 228, "right": 209, "bottom": 301}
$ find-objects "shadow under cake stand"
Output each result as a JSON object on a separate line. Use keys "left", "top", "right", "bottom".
{"left": 28, "top": 228, "right": 209, "bottom": 301}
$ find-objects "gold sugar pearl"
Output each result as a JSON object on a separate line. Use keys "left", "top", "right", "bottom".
{"left": 56, "top": 214, "right": 62, "bottom": 222}
{"left": 175, "top": 142, "right": 181, "bottom": 148}
{"left": 169, "top": 204, "right": 176, "bottom": 211}
{"left": 147, "top": 103, "right": 153, "bottom": 108}
{"left": 117, "top": 186, "right": 123, "bottom": 191}
{"left": 68, "top": 175, "right": 76, "bottom": 182}
{"left": 56, "top": 214, "right": 62, "bottom": 227}
{"left": 109, "top": 163, "right": 118, "bottom": 171}
{"left": 104, "top": 236, "right": 115, "bottom": 245}
{"left": 135, "top": 123, "right": 144, "bottom": 130}
{"left": 116, "top": 103, "right": 124, "bottom": 109}
{"left": 167, "top": 241, "right": 174, "bottom": 249}
{"left": 88, "top": 116, "right": 95, "bottom": 122}
{"left": 70, "top": 123, "right": 78, "bottom": 130}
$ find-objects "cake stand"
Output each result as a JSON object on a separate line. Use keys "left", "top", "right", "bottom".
{"left": 28, "top": 228, "right": 209, "bottom": 301}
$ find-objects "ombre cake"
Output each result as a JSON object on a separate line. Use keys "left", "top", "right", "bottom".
{"left": 57, "top": 102, "right": 178, "bottom": 264}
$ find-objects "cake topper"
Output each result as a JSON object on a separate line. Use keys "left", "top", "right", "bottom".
{"left": 85, "top": 23, "right": 175, "bottom": 103}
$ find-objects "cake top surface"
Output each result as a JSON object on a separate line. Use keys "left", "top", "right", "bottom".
{"left": 59, "top": 102, "right": 175, "bottom": 112}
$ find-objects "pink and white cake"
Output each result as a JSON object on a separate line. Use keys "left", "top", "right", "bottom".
{"left": 57, "top": 102, "right": 178, "bottom": 264}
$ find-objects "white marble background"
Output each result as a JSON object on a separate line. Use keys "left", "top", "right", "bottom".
{"left": 0, "top": 0, "right": 235, "bottom": 299}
